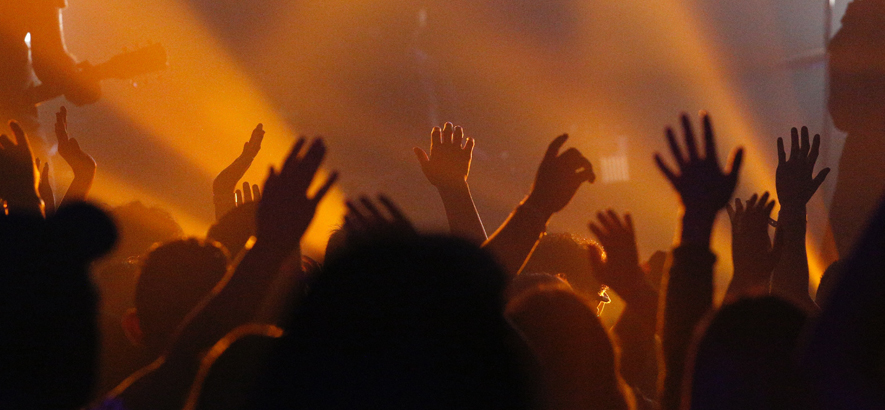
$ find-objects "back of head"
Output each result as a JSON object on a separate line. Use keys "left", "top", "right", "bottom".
{"left": 250, "top": 233, "right": 535, "bottom": 409}
{"left": 688, "top": 296, "right": 808, "bottom": 410}
{"left": 0, "top": 203, "right": 117, "bottom": 409}
{"left": 206, "top": 202, "right": 256, "bottom": 259}
{"left": 506, "top": 287, "right": 630, "bottom": 410}
{"left": 136, "top": 238, "right": 229, "bottom": 352}
{"left": 522, "top": 233, "right": 605, "bottom": 299}
{"left": 107, "top": 201, "right": 183, "bottom": 263}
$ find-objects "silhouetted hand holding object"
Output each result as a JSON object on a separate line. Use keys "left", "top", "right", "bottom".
{"left": 54, "top": 107, "right": 97, "bottom": 207}
{"left": 414, "top": 123, "right": 474, "bottom": 188}
{"left": 256, "top": 137, "right": 337, "bottom": 251}
{"left": 523, "top": 134, "right": 596, "bottom": 217}
{"left": 725, "top": 193, "right": 782, "bottom": 298}
{"left": 0, "top": 121, "right": 42, "bottom": 215}
{"left": 776, "top": 127, "right": 830, "bottom": 211}
{"left": 588, "top": 210, "right": 653, "bottom": 305}
{"left": 214, "top": 124, "right": 264, "bottom": 220}
{"left": 344, "top": 194, "right": 415, "bottom": 237}
{"left": 235, "top": 181, "right": 261, "bottom": 207}
{"left": 35, "top": 158, "right": 56, "bottom": 215}
{"left": 655, "top": 113, "right": 743, "bottom": 246}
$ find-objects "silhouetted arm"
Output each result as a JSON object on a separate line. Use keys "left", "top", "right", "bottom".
{"left": 170, "top": 136, "right": 337, "bottom": 354}
{"left": 724, "top": 193, "right": 780, "bottom": 301}
{"left": 414, "top": 123, "right": 486, "bottom": 243}
{"left": 483, "top": 134, "right": 595, "bottom": 277}
{"left": 771, "top": 127, "right": 829, "bottom": 313}
{"left": 53, "top": 107, "right": 96, "bottom": 208}
{"left": 654, "top": 113, "right": 743, "bottom": 410}
{"left": 213, "top": 124, "right": 264, "bottom": 220}
{"left": 588, "top": 210, "right": 659, "bottom": 398}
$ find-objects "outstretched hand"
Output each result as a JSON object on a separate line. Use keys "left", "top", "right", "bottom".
{"left": 523, "top": 134, "right": 595, "bottom": 217}
{"left": 344, "top": 194, "right": 415, "bottom": 237}
{"left": 414, "top": 122, "right": 474, "bottom": 188}
{"left": 214, "top": 124, "right": 265, "bottom": 220}
{"left": 587, "top": 210, "right": 653, "bottom": 305}
{"left": 55, "top": 106, "right": 96, "bottom": 178}
{"left": 726, "top": 193, "right": 781, "bottom": 296}
{"left": 776, "top": 126, "right": 830, "bottom": 211}
{"left": 655, "top": 113, "right": 743, "bottom": 218}
{"left": 255, "top": 137, "right": 337, "bottom": 250}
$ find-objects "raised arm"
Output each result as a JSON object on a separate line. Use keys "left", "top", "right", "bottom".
{"left": 213, "top": 124, "right": 264, "bottom": 220}
{"left": 654, "top": 113, "right": 742, "bottom": 410}
{"left": 724, "top": 192, "right": 781, "bottom": 301}
{"left": 0, "top": 122, "right": 43, "bottom": 216}
{"left": 483, "top": 134, "right": 595, "bottom": 277}
{"left": 414, "top": 123, "right": 486, "bottom": 242}
{"left": 588, "top": 210, "right": 660, "bottom": 400}
{"left": 171, "top": 136, "right": 337, "bottom": 354}
{"left": 771, "top": 126, "right": 829, "bottom": 312}
{"left": 54, "top": 107, "right": 96, "bottom": 208}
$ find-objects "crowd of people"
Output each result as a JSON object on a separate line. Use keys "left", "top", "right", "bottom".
{"left": 0, "top": 104, "right": 883, "bottom": 410}
{"left": 2, "top": 1, "right": 885, "bottom": 410}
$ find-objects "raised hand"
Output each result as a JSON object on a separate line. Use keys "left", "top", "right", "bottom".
{"left": 344, "top": 194, "right": 415, "bottom": 237}
{"left": 55, "top": 107, "right": 96, "bottom": 179}
{"left": 55, "top": 107, "right": 96, "bottom": 207}
{"left": 655, "top": 113, "right": 743, "bottom": 247}
{"left": 656, "top": 113, "right": 742, "bottom": 410}
{"left": 255, "top": 137, "right": 337, "bottom": 250}
{"left": 589, "top": 210, "right": 659, "bottom": 395}
{"left": 771, "top": 127, "right": 828, "bottom": 312}
{"left": 484, "top": 134, "right": 594, "bottom": 277}
{"left": 725, "top": 193, "right": 781, "bottom": 299}
{"left": 0, "top": 121, "right": 42, "bottom": 214}
{"left": 587, "top": 210, "right": 655, "bottom": 305}
{"left": 35, "top": 159, "right": 56, "bottom": 215}
{"left": 414, "top": 122, "right": 474, "bottom": 188}
{"left": 213, "top": 124, "right": 265, "bottom": 220}
{"left": 776, "top": 126, "right": 830, "bottom": 211}
{"left": 523, "top": 134, "right": 595, "bottom": 217}
{"left": 414, "top": 123, "right": 487, "bottom": 242}
{"left": 235, "top": 181, "right": 261, "bottom": 207}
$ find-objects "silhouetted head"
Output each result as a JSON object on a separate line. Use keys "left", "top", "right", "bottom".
{"left": 106, "top": 201, "right": 183, "bottom": 263}
{"left": 126, "top": 238, "right": 229, "bottom": 353}
{"left": 828, "top": 0, "right": 885, "bottom": 134}
{"left": 506, "top": 287, "right": 631, "bottom": 410}
{"left": 250, "top": 233, "right": 536, "bottom": 409}
{"left": 522, "top": 233, "right": 606, "bottom": 301}
{"left": 506, "top": 271, "right": 572, "bottom": 301}
{"left": 688, "top": 296, "right": 808, "bottom": 410}
{"left": 207, "top": 202, "right": 256, "bottom": 259}
{"left": 0, "top": 202, "right": 118, "bottom": 409}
